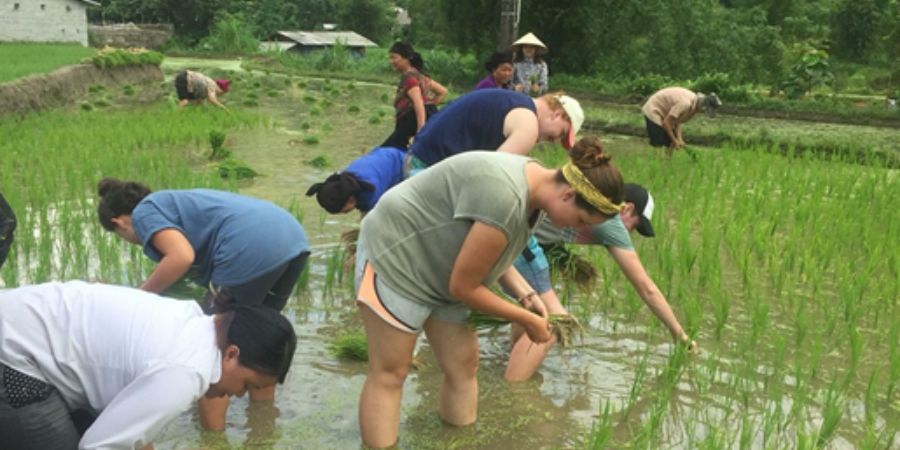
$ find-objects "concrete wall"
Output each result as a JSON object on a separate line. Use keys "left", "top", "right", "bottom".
{"left": 89, "top": 23, "right": 173, "bottom": 50}
{"left": 0, "top": 0, "right": 91, "bottom": 46}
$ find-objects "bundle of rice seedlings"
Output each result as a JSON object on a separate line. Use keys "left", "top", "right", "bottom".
{"left": 340, "top": 228, "right": 359, "bottom": 256}
{"left": 468, "top": 311, "right": 584, "bottom": 348}
{"left": 329, "top": 331, "right": 368, "bottom": 361}
{"left": 544, "top": 243, "right": 597, "bottom": 291}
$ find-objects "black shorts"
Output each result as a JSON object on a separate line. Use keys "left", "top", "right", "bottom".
{"left": 204, "top": 251, "right": 310, "bottom": 313}
{"left": 0, "top": 193, "right": 16, "bottom": 270}
{"left": 174, "top": 71, "right": 198, "bottom": 101}
{"left": 645, "top": 116, "right": 671, "bottom": 147}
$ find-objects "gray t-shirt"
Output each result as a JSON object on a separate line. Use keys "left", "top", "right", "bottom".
{"left": 534, "top": 214, "right": 633, "bottom": 250}
{"left": 361, "top": 151, "right": 539, "bottom": 305}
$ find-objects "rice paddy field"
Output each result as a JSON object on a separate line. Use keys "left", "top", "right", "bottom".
{"left": 0, "top": 57, "right": 897, "bottom": 449}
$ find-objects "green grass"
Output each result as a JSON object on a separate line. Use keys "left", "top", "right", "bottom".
{"left": 0, "top": 43, "right": 96, "bottom": 83}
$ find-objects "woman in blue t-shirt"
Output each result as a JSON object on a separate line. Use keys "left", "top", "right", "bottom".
{"left": 96, "top": 177, "right": 310, "bottom": 431}
{"left": 306, "top": 146, "right": 406, "bottom": 216}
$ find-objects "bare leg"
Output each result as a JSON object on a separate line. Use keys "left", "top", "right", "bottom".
{"left": 423, "top": 317, "right": 479, "bottom": 426}
{"left": 358, "top": 305, "right": 418, "bottom": 448}
{"left": 505, "top": 290, "right": 565, "bottom": 382}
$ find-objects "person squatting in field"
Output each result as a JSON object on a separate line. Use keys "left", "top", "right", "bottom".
{"left": 354, "top": 142, "right": 625, "bottom": 448}
{"left": 0, "top": 281, "right": 296, "bottom": 450}
{"left": 173, "top": 70, "right": 230, "bottom": 110}
{"left": 95, "top": 178, "right": 309, "bottom": 430}
{"left": 642, "top": 86, "right": 721, "bottom": 152}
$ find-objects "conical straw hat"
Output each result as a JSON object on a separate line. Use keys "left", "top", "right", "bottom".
{"left": 512, "top": 32, "right": 547, "bottom": 52}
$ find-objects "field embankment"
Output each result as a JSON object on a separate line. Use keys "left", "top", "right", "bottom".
{"left": 0, "top": 63, "right": 163, "bottom": 116}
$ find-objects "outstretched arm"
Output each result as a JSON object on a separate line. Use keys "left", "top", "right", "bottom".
{"left": 140, "top": 229, "right": 195, "bottom": 294}
{"left": 608, "top": 246, "right": 696, "bottom": 349}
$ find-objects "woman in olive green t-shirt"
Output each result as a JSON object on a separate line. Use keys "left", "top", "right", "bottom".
{"left": 354, "top": 138, "right": 624, "bottom": 448}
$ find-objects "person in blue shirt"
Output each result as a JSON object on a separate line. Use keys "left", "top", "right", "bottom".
{"left": 306, "top": 146, "right": 406, "bottom": 215}
{"left": 95, "top": 177, "right": 310, "bottom": 432}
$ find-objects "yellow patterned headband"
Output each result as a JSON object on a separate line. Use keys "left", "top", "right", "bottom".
{"left": 561, "top": 163, "right": 623, "bottom": 215}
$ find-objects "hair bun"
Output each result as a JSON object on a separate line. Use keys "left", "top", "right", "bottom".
{"left": 569, "top": 135, "right": 610, "bottom": 169}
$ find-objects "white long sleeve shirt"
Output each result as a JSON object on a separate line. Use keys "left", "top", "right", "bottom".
{"left": 0, "top": 281, "right": 221, "bottom": 449}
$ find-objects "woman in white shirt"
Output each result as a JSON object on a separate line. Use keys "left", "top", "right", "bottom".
{"left": 0, "top": 281, "right": 297, "bottom": 450}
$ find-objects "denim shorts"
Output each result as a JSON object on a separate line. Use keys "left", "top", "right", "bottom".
{"left": 354, "top": 236, "right": 468, "bottom": 334}
{"left": 513, "top": 238, "right": 553, "bottom": 294}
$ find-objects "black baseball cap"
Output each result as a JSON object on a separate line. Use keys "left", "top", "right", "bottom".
{"left": 624, "top": 183, "right": 655, "bottom": 237}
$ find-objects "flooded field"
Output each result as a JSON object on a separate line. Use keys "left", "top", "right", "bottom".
{"left": 1, "top": 59, "right": 897, "bottom": 449}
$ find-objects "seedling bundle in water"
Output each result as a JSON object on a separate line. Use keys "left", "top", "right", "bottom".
{"left": 468, "top": 311, "right": 584, "bottom": 348}
{"left": 329, "top": 331, "right": 368, "bottom": 361}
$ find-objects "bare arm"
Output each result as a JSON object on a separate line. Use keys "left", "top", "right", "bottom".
{"left": 207, "top": 89, "right": 227, "bottom": 110}
{"left": 497, "top": 265, "right": 547, "bottom": 318}
{"left": 139, "top": 229, "right": 195, "bottom": 293}
{"left": 607, "top": 246, "right": 695, "bottom": 348}
{"left": 497, "top": 108, "right": 540, "bottom": 155}
{"left": 450, "top": 222, "right": 551, "bottom": 343}
{"left": 429, "top": 79, "right": 448, "bottom": 105}
{"left": 407, "top": 86, "right": 427, "bottom": 130}
{"left": 662, "top": 115, "right": 682, "bottom": 148}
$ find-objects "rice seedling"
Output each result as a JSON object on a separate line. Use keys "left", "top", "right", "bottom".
{"left": 303, "top": 136, "right": 321, "bottom": 146}
{"left": 208, "top": 130, "right": 230, "bottom": 160}
{"left": 367, "top": 115, "right": 381, "bottom": 124}
{"left": 266, "top": 90, "right": 280, "bottom": 98}
{"left": 217, "top": 158, "right": 258, "bottom": 180}
{"left": 122, "top": 84, "right": 135, "bottom": 96}
{"left": 329, "top": 331, "right": 368, "bottom": 361}
{"left": 80, "top": 102, "right": 93, "bottom": 111}
{"left": 347, "top": 104, "right": 360, "bottom": 113}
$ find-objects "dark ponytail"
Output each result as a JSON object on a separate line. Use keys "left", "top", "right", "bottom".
{"left": 96, "top": 177, "right": 152, "bottom": 231}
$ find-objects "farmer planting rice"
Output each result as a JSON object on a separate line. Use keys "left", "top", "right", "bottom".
{"left": 382, "top": 42, "right": 448, "bottom": 150}
{"left": 406, "top": 89, "right": 583, "bottom": 175}
{"left": 642, "top": 86, "right": 722, "bottom": 152}
{"left": 354, "top": 142, "right": 625, "bottom": 448}
{"left": 0, "top": 281, "right": 296, "bottom": 449}
{"left": 503, "top": 179, "right": 697, "bottom": 381}
{"left": 173, "top": 69, "right": 229, "bottom": 110}
{"left": 306, "top": 146, "right": 406, "bottom": 215}
{"left": 95, "top": 178, "right": 309, "bottom": 430}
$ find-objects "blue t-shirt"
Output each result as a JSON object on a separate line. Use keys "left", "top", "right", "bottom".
{"left": 409, "top": 90, "right": 536, "bottom": 166}
{"left": 131, "top": 189, "right": 309, "bottom": 286}
{"left": 346, "top": 146, "right": 406, "bottom": 212}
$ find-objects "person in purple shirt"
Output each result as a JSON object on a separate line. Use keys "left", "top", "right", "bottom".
{"left": 306, "top": 146, "right": 406, "bottom": 216}
{"left": 474, "top": 51, "right": 515, "bottom": 90}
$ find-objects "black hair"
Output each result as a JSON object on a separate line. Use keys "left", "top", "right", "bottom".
{"left": 305, "top": 172, "right": 374, "bottom": 214}
{"left": 388, "top": 42, "right": 415, "bottom": 59}
{"left": 513, "top": 46, "right": 545, "bottom": 64}
{"left": 409, "top": 52, "right": 426, "bottom": 74}
{"left": 96, "top": 177, "right": 152, "bottom": 231}
{"left": 220, "top": 306, "right": 297, "bottom": 384}
{"left": 485, "top": 51, "right": 514, "bottom": 73}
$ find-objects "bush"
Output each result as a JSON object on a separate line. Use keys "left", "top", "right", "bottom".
{"left": 624, "top": 73, "right": 674, "bottom": 99}
{"left": 689, "top": 72, "right": 753, "bottom": 102}
{"left": 200, "top": 13, "right": 259, "bottom": 55}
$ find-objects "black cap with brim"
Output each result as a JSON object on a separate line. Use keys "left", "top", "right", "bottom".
{"left": 624, "top": 183, "right": 655, "bottom": 238}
